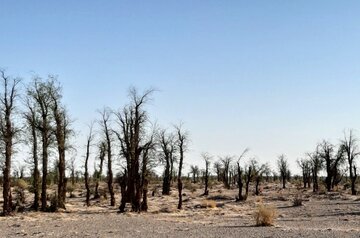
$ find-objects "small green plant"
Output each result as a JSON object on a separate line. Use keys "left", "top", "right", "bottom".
{"left": 254, "top": 204, "right": 277, "bottom": 226}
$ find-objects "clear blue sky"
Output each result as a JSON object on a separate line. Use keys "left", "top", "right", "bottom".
{"left": 1, "top": 1, "right": 360, "bottom": 174}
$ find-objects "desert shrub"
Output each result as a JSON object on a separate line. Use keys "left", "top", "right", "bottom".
{"left": 67, "top": 184, "right": 75, "bottom": 198}
{"left": 343, "top": 182, "right": 351, "bottom": 190}
{"left": 201, "top": 200, "right": 216, "bottom": 208}
{"left": 254, "top": 204, "right": 277, "bottom": 226}
{"left": 15, "top": 179, "right": 28, "bottom": 204}
{"left": 16, "top": 179, "right": 28, "bottom": 190}
{"left": 49, "top": 194, "right": 58, "bottom": 212}
{"left": 293, "top": 194, "right": 303, "bottom": 206}
{"left": 184, "top": 181, "right": 197, "bottom": 193}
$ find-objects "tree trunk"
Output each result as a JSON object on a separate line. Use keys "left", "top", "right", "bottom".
{"left": 31, "top": 121, "right": 40, "bottom": 211}
{"left": 204, "top": 170, "right": 209, "bottom": 196}
{"left": 41, "top": 124, "right": 49, "bottom": 212}
{"left": 84, "top": 131, "right": 91, "bottom": 206}
{"left": 57, "top": 149, "right": 66, "bottom": 209}
{"left": 106, "top": 132, "right": 115, "bottom": 206}
{"left": 94, "top": 144, "right": 105, "bottom": 199}
{"left": 2, "top": 148, "right": 12, "bottom": 215}
{"left": 162, "top": 158, "right": 171, "bottom": 195}
{"left": 350, "top": 166, "right": 357, "bottom": 195}
{"left": 177, "top": 146, "right": 184, "bottom": 209}
{"left": 255, "top": 177, "right": 260, "bottom": 195}
{"left": 237, "top": 166, "right": 244, "bottom": 201}
{"left": 282, "top": 174, "right": 286, "bottom": 189}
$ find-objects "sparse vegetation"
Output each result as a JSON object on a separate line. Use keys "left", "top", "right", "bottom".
{"left": 254, "top": 204, "right": 277, "bottom": 226}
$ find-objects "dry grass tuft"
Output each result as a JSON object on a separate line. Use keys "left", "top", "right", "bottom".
{"left": 201, "top": 200, "right": 217, "bottom": 209}
{"left": 254, "top": 204, "right": 277, "bottom": 226}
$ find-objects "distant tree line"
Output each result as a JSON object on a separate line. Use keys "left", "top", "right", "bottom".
{"left": 1, "top": 68, "right": 359, "bottom": 217}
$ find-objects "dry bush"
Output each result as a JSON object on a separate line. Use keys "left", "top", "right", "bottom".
{"left": 254, "top": 204, "right": 277, "bottom": 226}
{"left": 201, "top": 200, "right": 216, "bottom": 209}
{"left": 184, "top": 181, "right": 197, "bottom": 193}
{"left": 66, "top": 184, "right": 75, "bottom": 198}
{"left": 15, "top": 179, "right": 28, "bottom": 204}
{"left": 16, "top": 179, "right": 28, "bottom": 190}
{"left": 293, "top": 194, "right": 303, "bottom": 206}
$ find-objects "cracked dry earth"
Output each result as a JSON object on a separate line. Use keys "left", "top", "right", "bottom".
{"left": 1, "top": 184, "right": 360, "bottom": 238}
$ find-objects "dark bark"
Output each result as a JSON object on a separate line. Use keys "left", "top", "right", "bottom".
{"left": 51, "top": 91, "right": 68, "bottom": 210}
{"left": 1, "top": 71, "right": 19, "bottom": 215}
{"left": 342, "top": 130, "right": 359, "bottom": 195}
{"left": 84, "top": 125, "right": 93, "bottom": 206}
{"left": 236, "top": 163, "right": 244, "bottom": 201}
{"left": 94, "top": 142, "right": 106, "bottom": 199}
{"left": 25, "top": 103, "right": 40, "bottom": 210}
{"left": 176, "top": 126, "right": 186, "bottom": 210}
{"left": 117, "top": 88, "right": 153, "bottom": 213}
{"left": 244, "top": 166, "right": 252, "bottom": 200}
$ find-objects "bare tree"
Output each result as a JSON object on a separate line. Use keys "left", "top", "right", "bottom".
{"left": 236, "top": 148, "right": 249, "bottom": 201}
{"left": 341, "top": 130, "right": 359, "bottom": 195}
{"left": 158, "top": 129, "right": 176, "bottom": 195}
{"left": 49, "top": 79, "right": 72, "bottom": 210}
{"left": 0, "top": 70, "right": 21, "bottom": 215}
{"left": 84, "top": 123, "right": 94, "bottom": 206}
{"left": 213, "top": 161, "right": 222, "bottom": 182}
{"left": 307, "top": 148, "right": 322, "bottom": 192}
{"left": 277, "top": 154, "right": 290, "bottom": 189}
{"left": 140, "top": 130, "right": 156, "bottom": 212}
{"left": 176, "top": 124, "right": 187, "bottom": 210}
{"left": 99, "top": 108, "right": 115, "bottom": 206}
{"left": 116, "top": 88, "right": 154, "bottom": 213}
{"left": 250, "top": 159, "right": 268, "bottom": 196}
{"left": 297, "top": 158, "right": 312, "bottom": 188}
{"left": 220, "top": 156, "right": 232, "bottom": 189}
{"left": 24, "top": 97, "right": 40, "bottom": 210}
{"left": 202, "top": 153, "right": 212, "bottom": 196}
{"left": 317, "top": 140, "right": 345, "bottom": 192}
{"left": 94, "top": 141, "right": 106, "bottom": 199}
{"left": 190, "top": 165, "right": 200, "bottom": 183}
{"left": 28, "top": 77, "right": 55, "bottom": 211}
{"left": 244, "top": 163, "right": 253, "bottom": 200}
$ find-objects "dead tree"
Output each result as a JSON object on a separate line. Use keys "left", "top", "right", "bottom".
{"left": 84, "top": 123, "right": 94, "bottom": 206}
{"left": 297, "top": 158, "right": 312, "bottom": 188}
{"left": 158, "top": 129, "right": 176, "bottom": 195}
{"left": 190, "top": 165, "right": 200, "bottom": 183}
{"left": 251, "top": 160, "right": 267, "bottom": 196}
{"left": 94, "top": 141, "right": 106, "bottom": 199}
{"left": 213, "top": 162, "right": 222, "bottom": 182}
{"left": 307, "top": 148, "right": 322, "bottom": 192}
{"left": 220, "top": 156, "right": 232, "bottom": 189}
{"left": 28, "top": 77, "right": 54, "bottom": 211}
{"left": 318, "top": 140, "right": 345, "bottom": 192}
{"left": 49, "top": 80, "right": 71, "bottom": 210}
{"left": 236, "top": 148, "right": 249, "bottom": 201}
{"left": 24, "top": 97, "right": 40, "bottom": 210}
{"left": 140, "top": 131, "right": 156, "bottom": 212}
{"left": 0, "top": 70, "right": 20, "bottom": 215}
{"left": 176, "top": 124, "right": 187, "bottom": 210}
{"left": 202, "top": 153, "right": 212, "bottom": 196}
{"left": 277, "top": 154, "right": 290, "bottom": 189}
{"left": 99, "top": 108, "right": 115, "bottom": 206}
{"left": 116, "top": 88, "right": 154, "bottom": 213}
{"left": 341, "top": 130, "right": 359, "bottom": 195}
{"left": 244, "top": 164, "right": 253, "bottom": 200}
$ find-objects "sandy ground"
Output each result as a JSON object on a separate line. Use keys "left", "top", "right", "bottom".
{"left": 1, "top": 182, "right": 360, "bottom": 237}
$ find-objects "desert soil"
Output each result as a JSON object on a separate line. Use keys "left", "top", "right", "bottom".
{"left": 1, "top": 183, "right": 360, "bottom": 238}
